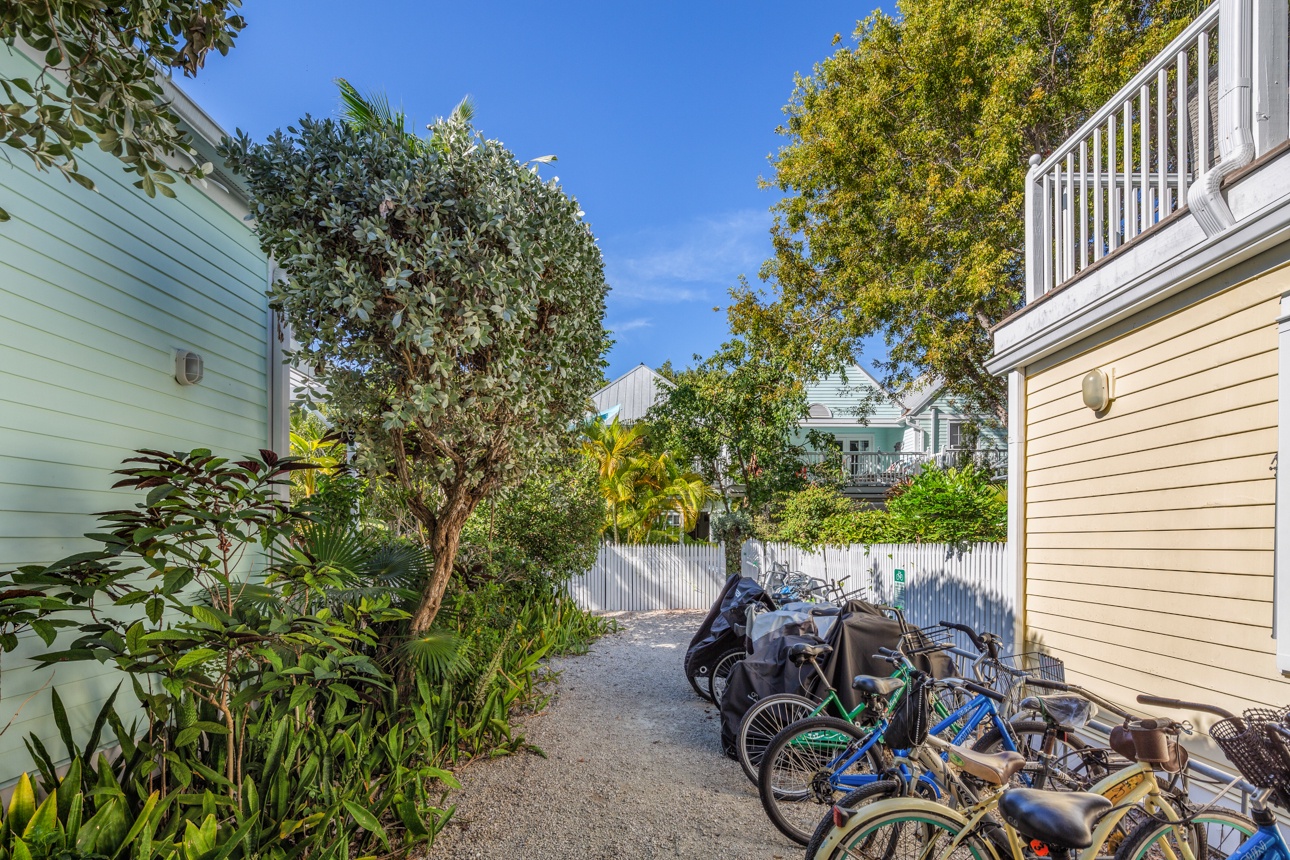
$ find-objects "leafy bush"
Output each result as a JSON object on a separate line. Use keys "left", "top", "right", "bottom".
{"left": 0, "top": 447, "right": 613, "bottom": 858}
{"left": 457, "top": 451, "right": 603, "bottom": 588}
{"left": 885, "top": 464, "right": 1007, "bottom": 544}
{"left": 763, "top": 465, "right": 1006, "bottom": 549}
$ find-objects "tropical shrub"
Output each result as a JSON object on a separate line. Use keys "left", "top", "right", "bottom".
{"left": 885, "top": 464, "right": 1007, "bottom": 544}
{"left": 458, "top": 451, "right": 603, "bottom": 588}
{"left": 0, "top": 447, "right": 613, "bottom": 858}
{"left": 223, "top": 94, "right": 609, "bottom": 636}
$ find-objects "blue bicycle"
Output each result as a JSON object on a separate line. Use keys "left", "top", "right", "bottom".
{"left": 756, "top": 633, "right": 1026, "bottom": 845}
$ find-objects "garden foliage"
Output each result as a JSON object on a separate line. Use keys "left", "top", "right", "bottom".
{"left": 223, "top": 101, "right": 609, "bottom": 635}
{"left": 0, "top": 448, "right": 611, "bottom": 858}
{"left": 0, "top": 1, "right": 245, "bottom": 221}
{"left": 764, "top": 464, "right": 1006, "bottom": 550}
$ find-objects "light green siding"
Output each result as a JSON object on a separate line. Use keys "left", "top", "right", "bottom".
{"left": 803, "top": 368, "right": 905, "bottom": 425}
{"left": 908, "top": 390, "right": 1006, "bottom": 452}
{"left": 0, "top": 49, "right": 270, "bottom": 778}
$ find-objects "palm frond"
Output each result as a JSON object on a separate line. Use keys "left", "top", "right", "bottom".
{"left": 336, "top": 77, "right": 406, "bottom": 134}
{"left": 451, "top": 94, "right": 475, "bottom": 123}
{"left": 400, "top": 630, "right": 469, "bottom": 681}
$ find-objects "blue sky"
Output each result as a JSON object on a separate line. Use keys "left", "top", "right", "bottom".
{"left": 181, "top": 1, "right": 891, "bottom": 379}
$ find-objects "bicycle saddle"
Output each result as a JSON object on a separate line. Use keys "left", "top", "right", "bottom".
{"left": 998, "top": 788, "right": 1112, "bottom": 849}
{"left": 851, "top": 675, "right": 902, "bottom": 697}
{"left": 809, "top": 606, "right": 841, "bottom": 616}
{"left": 1018, "top": 694, "right": 1096, "bottom": 728}
{"left": 787, "top": 642, "right": 833, "bottom": 663}
{"left": 945, "top": 745, "right": 1026, "bottom": 786}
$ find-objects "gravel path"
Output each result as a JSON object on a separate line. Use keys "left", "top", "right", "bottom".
{"left": 427, "top": 610, "right": 800, "bottom": 860}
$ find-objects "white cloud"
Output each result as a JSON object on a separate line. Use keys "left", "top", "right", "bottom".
{"left": 608, "top": 317, "right": 652, "bottom": 333}
{"left": 604, "top": 209, "right": 771, "bottom": 306}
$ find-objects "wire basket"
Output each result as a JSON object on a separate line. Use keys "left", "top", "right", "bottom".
{"left": 976, "top": 652, "right": 1066, "bottom": 714}
{"left": 1210, "top": 707, "right": 1290, "bottom": 808}
{"left": 898, "top": 624, "right": 955, "bottom": 657}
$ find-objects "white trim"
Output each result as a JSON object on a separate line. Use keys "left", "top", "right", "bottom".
{"left": 1006, "top": 370, "right": 1027, "bottom": 652}
{"left": 990, "top": 150, "right": 1290, "bottom": 375}
{"left": 266, "top": 265, "right": 290, "bottom": 465}
{"left": 1275, "top": 293, "right": 1290, "bottom": 674}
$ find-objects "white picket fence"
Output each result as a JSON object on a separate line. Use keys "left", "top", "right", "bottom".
{"left": 567, "top": 542, "right": 729, "bottom": 612}
{"left": 743, "top": 540, "right": 1014, "bottom": 649}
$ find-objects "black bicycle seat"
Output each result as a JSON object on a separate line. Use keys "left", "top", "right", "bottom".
{"left": 851, "top": 675, "right": 902, "bottom": 697}
{"left": 998, "top": 789, "right": 1111, "bottom": 849}
{"left": 1017, "top": 694, "right": 1096, "bottom": 728}
{"left": 787, "top": 643, "right": 833, "bottom": 663}
{"left": 809, "top": 606, "right": 841, "bottom": 616}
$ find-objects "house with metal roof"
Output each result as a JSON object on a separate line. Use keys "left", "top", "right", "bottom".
{"left": 590, "top": 363, "right": 674, "bottom": 425}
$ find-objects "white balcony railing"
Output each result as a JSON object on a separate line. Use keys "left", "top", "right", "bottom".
{"left": 1025, "top": 0, "right": 1289, "bottom": 301}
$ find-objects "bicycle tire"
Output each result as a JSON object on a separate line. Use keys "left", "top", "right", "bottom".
{"left": 737, "top": 693, "right": 817, "bottom": 784}
{"left": 816, "top": 800, "right": 995, "bottom": 860}
{"left": 707, "top": 648, "right": 745, "bottom": 705}
{"left": 804, "top": 779, "right": 901, "bottom": 860}
{"left": 1114, "top": 810, "right": 1256, "bottom": 860}
{"left": 971, "top": 719, "right": 1102, "bottom": 790}
{"left": 688, "top": 665, "right": 712, "bottom": 702}
{"left": 757, "top": 715, "right": 886, "bottom": 846}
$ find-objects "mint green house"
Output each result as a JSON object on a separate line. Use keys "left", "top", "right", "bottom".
{"left": 794, "top": 366, "right": 1005, "bottom": 500}
{"left": 0, "top": 47, "right": 287, "bottom": 780}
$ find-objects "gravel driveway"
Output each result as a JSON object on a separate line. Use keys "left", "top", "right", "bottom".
{"left": 427, "top": 610, "right": 800, "bottom": 860}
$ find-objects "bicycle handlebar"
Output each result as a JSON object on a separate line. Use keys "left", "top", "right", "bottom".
{"left": 961, "top": 679, "right": 1007, "bottom": 703}
{"left": 938, "top": 620, "right": 986, "bottom": 653}
{"left": 1136, "top": 694, "right": 1238, "bottom": 721}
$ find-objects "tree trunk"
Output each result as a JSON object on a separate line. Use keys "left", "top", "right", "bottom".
{"left": 408, "top": 489, "right": 477, "bottom": 635}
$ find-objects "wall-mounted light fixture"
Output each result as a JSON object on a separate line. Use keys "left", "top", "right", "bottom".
{"left": 174, "top": 349, "right": 204, "bottom": 386}
{"left": 1081, "top": 368, "right": 1113, "bottom": 412}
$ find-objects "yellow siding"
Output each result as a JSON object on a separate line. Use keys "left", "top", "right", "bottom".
{"left": 1023, "top": 264, "right": 1289, "bottom": 721}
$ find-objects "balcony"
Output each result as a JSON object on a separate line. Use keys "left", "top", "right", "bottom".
{"left": 801, "top": 448, "right": 1007, "bottom": 500}
{"left": 1024, "top": 0, "right": 1287, "bottom": 302}
{"left": 992, "top": 0, "right": 1290, "bottom": 375}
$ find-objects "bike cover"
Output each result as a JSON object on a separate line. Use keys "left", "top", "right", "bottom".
{"left": 683, "top": 575, "right": 774, "bottom": 679}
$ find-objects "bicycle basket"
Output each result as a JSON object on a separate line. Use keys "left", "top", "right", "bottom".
{"left": 898, "top": 625, "right": 955, "bottom": 657}
{"left": 974, "top": 652, "right": 1065, "bottom": 714}
{"left": 1210, "top": 707, "right": 1290, "bottom": 807}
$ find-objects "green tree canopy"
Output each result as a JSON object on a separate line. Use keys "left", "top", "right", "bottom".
{"left": 646, "top": 339, "right": 811, "bottom": 514}
{"left": 730, "top": 0, "right": 1205, "bottom": 420}
{"left": 223, "top": 105, "right": 609, "bottom": 634}
{"left": 0, "top": 1, "right": 245, "bottom": 221}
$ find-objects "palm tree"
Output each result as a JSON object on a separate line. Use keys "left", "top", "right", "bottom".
{"left": 289, "top": 410, "right": 344, "bottom": 499}
{"left": 580, "top": 417, "right": 648, "bottom": 543}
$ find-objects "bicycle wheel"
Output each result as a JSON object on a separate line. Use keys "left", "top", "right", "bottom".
{"left": 757, "top": 715, "right": 887, "bottom": 846}
{"left": 737, "top": 693, "right": 818, "bottom": 784}
{"left": 688, "top": 665, "right": 711, "bottom": 701}
{"left": 804, "top": 779, "right": 902, "bottom": 860}
{"left": 972, "top": 719, "right": 1104, "bottom": 790}
{"left": 1114, "top": 811, "right": 1256, "bottom": 860}
{"left": 816, "top": 801, "right": 994, "bottom": 860}
{"left": 707, "top": 648, "right": 744, "bottom": 705}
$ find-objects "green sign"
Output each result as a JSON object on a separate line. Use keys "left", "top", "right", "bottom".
{"left": 893, "top": 569, "right": 906, "bottom": 583}
{"left": 892, "top": 568, "right": 907, "bottom": 609}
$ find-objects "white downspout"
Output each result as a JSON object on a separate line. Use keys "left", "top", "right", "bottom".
{"left": 1188, "top": 0, "right": 1256, "bottom": 237}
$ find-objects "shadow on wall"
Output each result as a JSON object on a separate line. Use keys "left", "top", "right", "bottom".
{"left": 885, "top": 571, "right": 1017, "bottom": 655}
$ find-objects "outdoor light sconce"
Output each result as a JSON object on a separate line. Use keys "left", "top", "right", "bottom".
{"left": 1081, "top": 368, "right": 1113, "bottom": 412}
{"left": 174, "top": 349, "right": 205, "bottom": 386}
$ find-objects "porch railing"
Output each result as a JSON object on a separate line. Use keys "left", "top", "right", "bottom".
{"left": 1025, "top": 0, "right": 1289, "bottom": 301}
{"left": 800, "top": 449, "right": 1008, "bottom": 487}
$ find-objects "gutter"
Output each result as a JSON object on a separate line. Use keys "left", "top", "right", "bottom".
{"left": 1189, "top": 0, "right": 1256, "bottom": 237}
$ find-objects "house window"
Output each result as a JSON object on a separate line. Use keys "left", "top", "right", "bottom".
{"left": 948, "top": 421, "right": 964, "bottom": 449}
{"left": 809, "top": 403, "right": 833, "bottom": 419}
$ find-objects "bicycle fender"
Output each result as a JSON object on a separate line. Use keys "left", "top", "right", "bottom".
{"left": 813, "top": 797, "right": 1001, "bottom": 860}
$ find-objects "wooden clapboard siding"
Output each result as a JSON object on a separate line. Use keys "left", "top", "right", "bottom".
{"left": 1023, "top": 262, "right": 1289, "bottom": 722}
{"left": 0, "top": 49, "right": 271, "bottom": 779}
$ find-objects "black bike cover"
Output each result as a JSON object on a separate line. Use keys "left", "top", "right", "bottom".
{"left": 683, "top": 575, "right": 774, "bottom": 679}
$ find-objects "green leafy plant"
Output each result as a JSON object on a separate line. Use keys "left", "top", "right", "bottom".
{"left": 222, "top": 84, "right": 609, "bottom": 636}
{"left": 0, "top": 1, "right": 246, "bottom": 221}
{"left": 885, "top": 464, "right": 1007, "bottom": 545}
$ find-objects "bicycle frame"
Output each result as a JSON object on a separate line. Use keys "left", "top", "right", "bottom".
{"left": 805, "top": 690, "right": 1019, "bottom": 795}
{"left": 815, "top": 759, "right": 1197, "bottom": 860}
